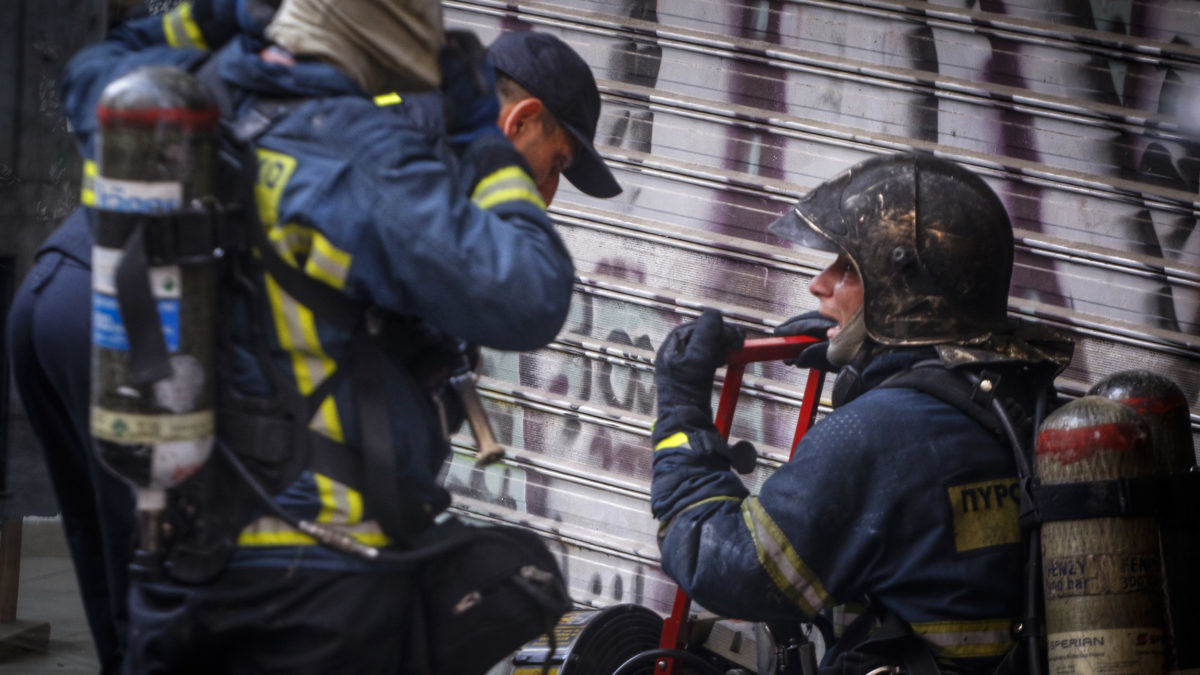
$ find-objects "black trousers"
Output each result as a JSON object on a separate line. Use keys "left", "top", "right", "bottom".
{"left": 125, "top": 565, "right": 417, "bottom": 674}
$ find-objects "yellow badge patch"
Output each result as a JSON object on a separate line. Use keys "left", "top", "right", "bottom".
{"left": 947, "top": 477, "right": 1020, "bottom": 552}
{"left": 254, "top": 148, "right": 297, "bottom": 227}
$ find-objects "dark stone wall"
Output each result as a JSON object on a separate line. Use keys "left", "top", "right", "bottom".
{"left": 0, "top": 0, "right": 104, "bottom": 512}
{"left": 1, "top": 0, "right": 104, "bottom": 277}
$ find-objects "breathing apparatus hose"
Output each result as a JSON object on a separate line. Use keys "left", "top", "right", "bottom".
{"left": 215, "top": 441, "right": 382, "bottom": 559}
{"left": 970, "top": 373, "right": 1045, "bottom": 675}
{"left": 216, "top": 441, "right": 560, "bottom": 675}
{"left": 991, "top": 394, "right": 1046, "bottom": 675}
{"left": 217, "top": 440, "right": 516, "bottom": 565}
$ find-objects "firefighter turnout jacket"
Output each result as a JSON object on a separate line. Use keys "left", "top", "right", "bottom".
{"left": 652, "top": 348, "right": 1036, "bottom": 672}
{"left": 59, "top": 9, "right": 574, "bottom": 572}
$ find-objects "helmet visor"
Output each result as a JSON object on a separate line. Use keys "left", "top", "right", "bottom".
{"left": 767, "top": 207, "right": 839, "bottom": 253}
{"left": 767, "top": 165, "right": 862, "bottom": 255}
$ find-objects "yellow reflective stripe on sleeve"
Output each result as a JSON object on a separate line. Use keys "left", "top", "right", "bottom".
{"left": 741, "top": 496, "right": 831, "bottom": 616}
{"left": 162, "top": 2, "right": 209, "bottom": 50}
{"left": 293, "top": 295, "right": 341, "bottom": 439}
{"left": 679, "top": 495, "right": 740, "bottom": 514}
{"left": 373, "top": 92, "right": 402, "bottom": 106}
{"left": 911, "top": 619, "right": 1015, "bottom": 660}
{"left": 658, "top": 495, "right": 741, "bottom": 536}
{"left": 264, "top": 275, "right": 313, "bottom": 388}
{"left": 471, "top": 166, "right": 546, "bottom": 211}
{"left": 236, "top": 517, "right": 389, "bottom": 547}
{"left": 80, "top": 160, "right": 97, "bottom": 206}
{"left": 654, "top": 432, "right": 690, "bottom": 451}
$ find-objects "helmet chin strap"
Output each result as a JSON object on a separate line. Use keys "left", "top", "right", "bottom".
{"left": 827, "top": 308, "right": 878, "bottom": 408}
{"left": 827, "top": 307, "right": 867, "bottom": 368}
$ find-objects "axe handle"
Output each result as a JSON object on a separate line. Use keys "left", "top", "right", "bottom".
{"left": 449, "top": 372, "right": 507, "bottom": 466}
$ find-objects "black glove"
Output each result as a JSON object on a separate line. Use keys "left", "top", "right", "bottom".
{"left": 653, "top": 308, "right": 744, "bottom": 445}
{"left": 439, "top": 30, "right": 503, "bottom": 146}
{"left": 773, "top": 310, "right": 837, "bottom": 371}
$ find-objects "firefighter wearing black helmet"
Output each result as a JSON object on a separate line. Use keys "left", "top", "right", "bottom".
{"left": 649, "top": 152, "right": 1073, "bottom": 673}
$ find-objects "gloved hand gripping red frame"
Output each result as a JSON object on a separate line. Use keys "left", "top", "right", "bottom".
{"left": 656, "top": 334, "right": 827, "bottom": 674}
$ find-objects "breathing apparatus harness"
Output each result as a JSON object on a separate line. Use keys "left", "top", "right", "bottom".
{"left": 797, "top": 358, "right": 1043, "bottom": 675}
{"left": 89, "top": 49, "right": 496, "bottom": 583}
{"left": 87, "top": 54, "right": 574, "bottom": 675}
{"left": 824, "top": 355, "right": 1200, "bottom": 675}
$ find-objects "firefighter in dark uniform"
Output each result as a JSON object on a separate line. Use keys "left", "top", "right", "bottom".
{"left": 649, "top": 152, "right": 1073, "bottom": 673}
{"left": 44, "top": 0, "right": 577, "bottom": 671}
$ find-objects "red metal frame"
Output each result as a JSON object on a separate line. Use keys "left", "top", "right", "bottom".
{"left": 657, "top": 335, "right": 826, "bottom": 673}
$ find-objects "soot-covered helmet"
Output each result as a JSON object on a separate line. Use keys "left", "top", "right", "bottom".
{"left": 769, "top": 151, "right": 1014, "bottom": 346}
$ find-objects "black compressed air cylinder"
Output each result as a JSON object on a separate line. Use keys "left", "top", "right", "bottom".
{"left": 1090, "top": 371, "right": 1199, "bottom": 672}
{"left": 90, "top": 65, "right": 219, "bottom": 503}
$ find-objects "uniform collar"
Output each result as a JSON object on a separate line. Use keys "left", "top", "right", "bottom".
{"left": 860, "top": 347, "right": 938, "bottom": 390}
{"left": 831, "top": 347, "right": 938, "bottom": 408}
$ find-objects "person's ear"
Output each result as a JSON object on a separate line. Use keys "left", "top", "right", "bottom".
{"left": 498, "top": 97, "right": 545, "bottom": 141}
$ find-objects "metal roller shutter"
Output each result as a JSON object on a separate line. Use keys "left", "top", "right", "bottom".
{"left": 442, "top": 0, "right": 1200, "bottom": 618}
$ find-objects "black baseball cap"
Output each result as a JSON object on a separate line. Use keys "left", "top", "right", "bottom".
{"left": 488, "top": 30, "right": 622, "bottom": 198}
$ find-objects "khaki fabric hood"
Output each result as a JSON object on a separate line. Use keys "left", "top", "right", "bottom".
{"left": 266, "top": 0, "right": 443, "bottom": 95}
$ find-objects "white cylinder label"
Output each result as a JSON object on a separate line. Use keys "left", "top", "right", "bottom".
{"left": 1047, "top": 628, "right": 1164, "bottom": 674}
{"left": 93, "top": 177, "right": 181, "bottom": 213}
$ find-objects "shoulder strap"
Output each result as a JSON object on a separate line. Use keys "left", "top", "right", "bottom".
{"left": 879, "top": 361, "right": 1039, "bottom": 490}
{"left": 878, "top": 362, "right": 1046, "bottom": 675}
{"left": 219, "top": 138, "right": 368, "bottom": 331}
{"left": 192, "top": 50, "right": 368, "bottom": 332}
{"left": 878, "top": 360, "right": 1008, "bottom": 439}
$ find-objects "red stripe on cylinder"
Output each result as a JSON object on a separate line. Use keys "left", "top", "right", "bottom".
{"left": 97, "top": 104, "right": 219, "bottom": 130}
{"left": 1114, "top": 394, "right": 1187, "bottom": 417}
{"left": 1037, "top": 422, "right": 1143, "bottom": 464}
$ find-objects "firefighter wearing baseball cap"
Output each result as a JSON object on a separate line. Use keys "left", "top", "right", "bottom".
{"left": 488, "top": 29, "right": 622, "bottom": 204}
{"left": 51, "top": 0, "right": 576, "bottom": 671}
